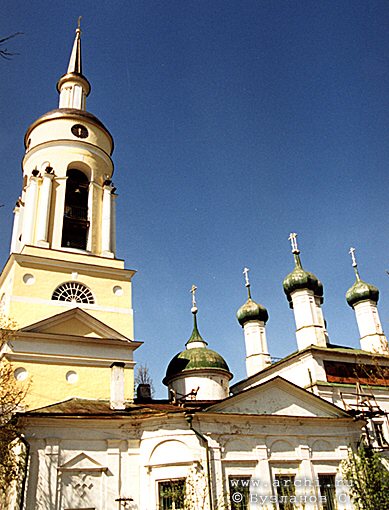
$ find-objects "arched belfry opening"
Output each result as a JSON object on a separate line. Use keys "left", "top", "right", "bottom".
{"left": 62, "top": 169, "right": 90, "bottom": 250}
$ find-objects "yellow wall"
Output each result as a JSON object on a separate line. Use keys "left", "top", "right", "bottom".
{"left": 12, "top": 360, "right": 134, "bottom": 410}
{"left": 0, "top": 249, "right": 135, "bottom": 338}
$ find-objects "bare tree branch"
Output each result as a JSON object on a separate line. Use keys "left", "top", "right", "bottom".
{"left": 0, "top": 32, "right": 23, "bottom": 60}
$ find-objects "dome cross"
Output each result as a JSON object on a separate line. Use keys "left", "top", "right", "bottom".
{"left": 190, "top": 284, "right": 198, "bottom": 313}
{"left": 288, "top": 232, "right": 300, "bottom": 254}
{"left": 349, "top": 247, "right": 361, "bottom": 281}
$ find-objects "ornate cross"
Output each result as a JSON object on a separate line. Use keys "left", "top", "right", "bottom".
{"left": 243, "top": 267, "right": 250, "bottom": 288}
{"left": 190, "top": 284, "right": 197, "bottom": 309}
{"left": 288, "top": 232, "right": 299, "bottom": 253}
{"left": 349, "top": 247, "right": 357, "bottom": 267}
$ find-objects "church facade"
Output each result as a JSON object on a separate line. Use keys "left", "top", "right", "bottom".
{"left": 1, "top": 24, "right": 388, "bottom": 510}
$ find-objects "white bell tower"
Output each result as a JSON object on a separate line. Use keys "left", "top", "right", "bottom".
{"left": 11, "top": 18, "right": 116, "bottom": 259}
{"left": 1, "top": 22, "right": 135, "bottom": 339}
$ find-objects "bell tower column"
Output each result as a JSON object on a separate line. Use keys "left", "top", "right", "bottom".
{"left": 36, "top": 168, "right": 54, "bottom": 247}
{"left": 102, "top": 181, "right": 114, "bottom": 257}
{"left": 10, "top": 200, "right": 22, "bottom": 253}
{"left": 21, "top": 175, "right": 39, "bottom": 247}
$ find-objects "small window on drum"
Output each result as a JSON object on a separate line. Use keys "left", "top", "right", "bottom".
{"left": 52, "top": 282, "right": 95, "bottom": 304}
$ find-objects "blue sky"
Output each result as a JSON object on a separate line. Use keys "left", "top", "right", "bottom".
{"left": 2, "top": 1, "right": 389, "bottom": 397}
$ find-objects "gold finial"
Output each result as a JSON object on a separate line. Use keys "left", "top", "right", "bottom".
{"left": 77, "top": 16, "right": 82, "bottom": 34}
{"left": 288, "top": 232, "right": 299, "bottom": 254}
{"left": 190, "top": 284, "right": 198, "bottom": 313}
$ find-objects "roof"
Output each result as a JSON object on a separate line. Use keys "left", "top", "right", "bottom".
{"left": 163, "top": 347, "right": 232, "bottom": 385}
{"left": 230, "top": 343, "right": 389, "bottom": 393}
{"left": 21, "top": 398, "right": 203, "bottom": 418}
{"left": 24, "top": 108, "right": 113, "bottom": 153}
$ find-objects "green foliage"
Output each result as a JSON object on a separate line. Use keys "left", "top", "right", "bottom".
{"left": 0, "top": 361, "right": 26, "bottom": 494}
{"left": 342, "top": 443, "right": 389, "bottom": 510}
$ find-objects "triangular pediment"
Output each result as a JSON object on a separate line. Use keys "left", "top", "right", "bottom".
{"left": 59, "top": 452, "right": 107, "bottom": 472}
{"left": 207, "top": 376, "right": 349, "bottom": 418}
{"left": 20, "top": 308, "right": 129, "bottom": 340}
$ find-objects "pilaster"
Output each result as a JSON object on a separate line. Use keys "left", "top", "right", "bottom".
{"left": 36, "top": 172, "right": 54, "bottom": 247}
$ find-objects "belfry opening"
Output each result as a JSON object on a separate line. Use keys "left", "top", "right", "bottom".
{"left": 62, "top": 169, "right": 89, "bottom": 250}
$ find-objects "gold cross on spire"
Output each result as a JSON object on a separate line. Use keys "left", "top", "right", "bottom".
{"left": 190, "top": 284, "right": 198, "bottom": 313}
{"left": 288, "top": 232, "right": 299, "bottom": 254}
{"left": 243, "top": 267, "right": 250, "bottom": 288}
{"left": 349, "top": 247, "right": 357, "bottom": 267}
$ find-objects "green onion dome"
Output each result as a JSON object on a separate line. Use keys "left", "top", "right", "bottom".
{"left": 236, "top": 298, "right": 268, "bottom": 326}
{"left": 283, "top": 253, "right": 323, "bottom": 306}
{"left": 346, "top": 278, "right": 379, "bottom": 308}
{"left": 163, "top": 347, "right": 231, "bottom": 384}
{"left": 163, "top": 309, "right": 232, "bottom": 386}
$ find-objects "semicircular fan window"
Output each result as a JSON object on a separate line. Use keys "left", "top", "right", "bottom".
{"left": 52, "top": 282, "right": 95, "bottom": 304}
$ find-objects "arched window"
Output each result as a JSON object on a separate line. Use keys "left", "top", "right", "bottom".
{"left": 52, "top": 282, "right": 95, "bottom": 304}
{"left": 62, "top": 169, "right": 89, "bottom": 250}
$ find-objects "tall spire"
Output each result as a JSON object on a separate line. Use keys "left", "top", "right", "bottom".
{"left": 67, "top": 16, "right": 83, "bottom": 75}
{"left": 186, "top": 284, "right": 207, "bottom": 348}
{"left": 57, "top": 19, "right": 90, "bottom": 110}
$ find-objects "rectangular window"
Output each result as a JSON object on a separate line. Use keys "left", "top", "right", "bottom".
{"left": 318, "top": 474, "right": 336, "bottom": 510}
{"left": 373, "top": 421, "right": 388, "bottom": 447}
{"left": 158, "top": 479, "right": 185, "bottom": 510}
{"left": 274, "top": 475, "right": 295, "bottom": 510}
{"left": 228, "top": 476, "right": 251, "bottom": 510}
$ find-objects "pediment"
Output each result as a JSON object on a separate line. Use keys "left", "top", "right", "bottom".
{"left": 207, "top": 376, "right": 349, "bottom": 418}
{"left": 20, "top": 308, "right": 129, "bottom": 341}
{"left": 59, "top": 452, "right": 107, "bottom": 472}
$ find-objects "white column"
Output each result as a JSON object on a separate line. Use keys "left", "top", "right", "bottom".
{"left": 101, "top": 184, "right": 113, "bottom": 256}
{"left": 21, "top": 176, "right": 39, "bottom": 247}
{"left": 243, "top": 321, "right": 271, "bottom": 377}
{"left": 110, "top": 192, "right": 117, "bottom": 256}
{"left": 10, "top": 204, "right": 21, "bottom": 253}
{"left": 86, "top": 181, "right": 95, "bottom": 252}
{"left": 59, "top": 83, "right": 86, "bottom": 110}
{"left": 253, "top": 446, "right": 274, "bottom": 510}
{"left": 36, "top": 173, "right": 54, "bottom": 247}
{"left": 36, "top": 439, "right": 59, "bottom": 510}
{"left": 291, "top": 289, "right": 327, "bottom": 350}
{"left": 296, "top": 445, "right": 317, "bottom": 510}
{"left": 210, "top": 443, "right": 224, "bottom": 507}
{"left": 110, "top": 362, "right": 125, "bottom": 410}
{"left": 354, "top": 300, "right": 388, "bottom": 354}
{"left": 107, "top": 439, "right": 123, "bottom": 504}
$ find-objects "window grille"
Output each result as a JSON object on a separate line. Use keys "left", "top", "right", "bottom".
{"left": 52, "top": 282, "right": 94, "bottom": 304}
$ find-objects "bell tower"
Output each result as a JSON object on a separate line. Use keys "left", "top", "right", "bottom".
{"left": 0, "top": 23, "right": 139, "bottom": 409}
{"left": 12, "top": 19, "right": 116, "bottom": 259}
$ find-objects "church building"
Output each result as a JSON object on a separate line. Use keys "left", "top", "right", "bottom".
{"left": 1, "top": 24, "right": 388, "bottom": 510}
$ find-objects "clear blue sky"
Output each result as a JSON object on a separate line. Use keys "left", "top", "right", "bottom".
{"left": 2, "top": 1, "right": 389, "bottom": 397}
